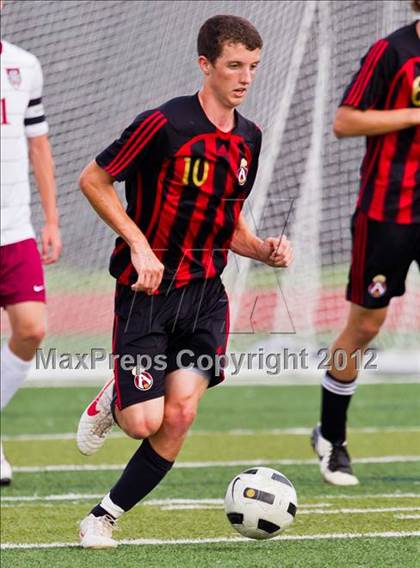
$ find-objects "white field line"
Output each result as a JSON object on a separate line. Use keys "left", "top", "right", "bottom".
{"left": 150, "top": 500, "right": 333, "bottom": 510}
{"left": 10, "top": 455, "right": 420, "bottom": 474}
{"left": 1, "top": 493, "right": 104, "bottom": 503}
{"left": 3, "top": 495, "right": 420, "bottom": 514}
{"left": 163, "top": 504, "right": 336, "bottom": 511}
{"left": 2, "top": 503, "right": 419, "bottom": 515}
{"left": 2, "top": 531, "right": 420, "bottom": 550}
{"left": 298, "top": 507, "right": 420, "bottom": 515}
{"left": 324, "top": 493, "right": 420, "bottom": 499}
{"left": 0, "top": 495, "right": 330, "bottom": 507}
{"left": 161, "top": 505, "right": 221, "bottom": 510}
{"left": 3, "top": 426, "right": 420, "bottom": 442}
{"left": 158, "top": 506, "right": 420, "bottom": 514}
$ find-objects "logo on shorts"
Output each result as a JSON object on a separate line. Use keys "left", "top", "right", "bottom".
{"left": 33, "top": 285, "right": 44, "bottom": 292}
{"left": 237, "top": 158, "right": 248, "bottom": 186}
{"left": 6, "top": 68, "right": 22, "bottom": 89}
{"left": 132, "top": 367, "right": 154, "bottom": 391}
{"left": 368, "top": 274, "right": 387, "bottom": 298}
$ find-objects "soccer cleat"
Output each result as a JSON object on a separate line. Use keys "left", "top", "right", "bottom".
{"left": 77, "top": 378, "right": 115, "bottom": 455}
{"left": 311, "top": 425, "right": 359, "bottom": 486}
{"left": 79, "top": 513, "right": 118, "bottom": 548}
{"left": 0, "top": 444, "right": 12, "bottom": 485}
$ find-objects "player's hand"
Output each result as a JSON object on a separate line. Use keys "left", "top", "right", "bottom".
{"left": 130, "top": 244, "right": 164, "bottom": 294}
{"left": 41, "top": 222, "right": 62, "bottom": 264}
{"left": 260, "top": 236, "right": 293, "bottom": 268}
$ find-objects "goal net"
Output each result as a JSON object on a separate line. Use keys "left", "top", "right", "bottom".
{"left": 2, "top": 0, "right": 419, "bottom": 379}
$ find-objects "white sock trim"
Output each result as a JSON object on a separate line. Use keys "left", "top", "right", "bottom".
{"left": 1, "top": 343, "right": 33, "bottom": 410}
{"left": 100, "top": 493, "right": 125, "bottom": 519}
{"left": 1, "top": 343, "right": 33, "bottom": 371}
{"left": 322, "top": 372, "right": 357, "bottom": 396}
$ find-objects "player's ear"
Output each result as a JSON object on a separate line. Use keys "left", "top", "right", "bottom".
{"left": 198, "top": 55, "right": 211, "bottom": 76}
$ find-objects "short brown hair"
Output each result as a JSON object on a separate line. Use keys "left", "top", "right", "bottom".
{"left": 197, "top": 15, "right": 263, "bottom": 64}
{"left": 411, "top": 0, "right": 420, "bottom": 12}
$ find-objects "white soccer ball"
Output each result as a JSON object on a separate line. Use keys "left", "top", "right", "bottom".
{"left": 224, "top": 467, "right": 298, "bottom": 540}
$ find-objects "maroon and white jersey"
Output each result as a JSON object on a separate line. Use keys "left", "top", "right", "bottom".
{"left": 340, "top": 21, "right": 420, "bottom": 224}
{"left": 1, "top": 40, "right": 48, "bottom": 245}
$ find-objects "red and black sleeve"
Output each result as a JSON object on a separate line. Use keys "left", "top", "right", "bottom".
{"left": 96, "top": 109, "right": 168, "bottom": 181}
{"left": 340, "top": 39, "right": 399, "bottom": 110}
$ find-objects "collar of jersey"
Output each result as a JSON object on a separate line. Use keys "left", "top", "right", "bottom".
{"left": 194, "top": 92, "right": 238, "bottom": 137}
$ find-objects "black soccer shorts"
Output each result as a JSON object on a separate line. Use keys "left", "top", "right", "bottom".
{"left": 112, "top": 276, "right": 229, "bottom": 410}
{"left": 346, "top": 209, "right": 420, "bottom": 309}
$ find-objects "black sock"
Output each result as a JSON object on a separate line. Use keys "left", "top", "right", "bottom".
{"left": 108, "top": 438, "right": 174, "bottom": 512}
{"left": 90, "top": 505, "right": 115, "bottom": 521}
{"left": 320, "top": 371, "right": 357, "bottom": 445}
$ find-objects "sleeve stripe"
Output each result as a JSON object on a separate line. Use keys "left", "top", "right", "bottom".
{"left": 24, "top": 115, "right": 46, "bottom": 125}
{"left": 344, "top": 40, "right": 388, "bottom": 107}
{"left": 345, "top": 40, "right": 387, "bottom": 106}
{"left": 28, "top": 97, "right": 42, "bottom": 107}
{"left": 107, "top": 114, "right": 167, "bottom": 177}
{"left": 106, "top": 111, "right": 164, "bottom": 174}
{"left": 344, "top": 40, "right": 386, "bottom": 106}
{"left": 25, "top": 103, "right": 45, "bottom": 119}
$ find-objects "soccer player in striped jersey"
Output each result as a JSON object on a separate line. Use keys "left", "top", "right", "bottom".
{"left": 76, "top": 15, "right": 293, "bottom": 548}
{"left": 312, "top": 3, "right": 420, "bottom": 486}
{"left": 0, "top": 16, "right": 62, "bottom": 482}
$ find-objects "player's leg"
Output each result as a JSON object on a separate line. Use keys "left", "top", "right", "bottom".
{"left": 312, "top": 211, "right": 415, "bottom": 485}
{"left": 78, "top": 286, "right": 169, "bottom": 547}
{"left": 1, "top": 302, "right": 46, "bottom": 409}
{"left": 79, "top": 395, "right": 164, "bottom": 548}
{"left": 106, "top": 370, "right": 206, "bottom": 511}
{"left": 0, "top": 239, "right": 46, "bottom": 484}
{"left": 76, "top": 287, "right": 166, "bottom": 455}
{"left": 3, "top": 301, "right": 46, "bottom": 372}
{"left": 79, "top": 277, "right": 228, "bottom": 548}
{"left": 149, "top": 368, "right": 208, "bottom": 459}
{"left": 312, "top": 303, "right": 387, "bottom": 485}
{"left": 1, "top": 302, "right": 46, "bottom": 485}
{"left": 80, "top": 370, "right": 207, "bottom": 549}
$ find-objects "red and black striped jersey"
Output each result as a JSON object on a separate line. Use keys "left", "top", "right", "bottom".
{"left": 340, "top": 21, "right": 420, "bottom": 224}
{"left": 96, "top": 93, "right": 262, "bottom": 291}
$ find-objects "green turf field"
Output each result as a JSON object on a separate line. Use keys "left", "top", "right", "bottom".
{"left": 1, "top": 383, "right": 419, "bottom": 567}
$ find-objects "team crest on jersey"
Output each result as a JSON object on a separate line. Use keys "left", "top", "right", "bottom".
{"left": 6, "top": 68, "right": 22, "bottom": 89}
{"left": 368, "top": 274, "right": 387, "bottom": 298}
{"left": 237, "top": 158, "right": 248, "bottom": 186}
{"left": 132, "top": 367, "right": 154, "bottom": 391}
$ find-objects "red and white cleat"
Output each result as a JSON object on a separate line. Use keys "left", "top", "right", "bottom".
{"left": 77, "top": 378, "right": 115, "bottom": 456}
{"left": 79, "top": 513, "right": 118, "bottom": 548}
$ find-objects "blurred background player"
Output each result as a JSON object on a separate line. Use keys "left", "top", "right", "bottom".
{"left": 0, "top": 2, "right": 62, "bottom": 484}
{"left": 311, "top": 1, "right": 420, "bottom": 486}
{"left": 76, "top": 15, "right": 292, "bottom": 548}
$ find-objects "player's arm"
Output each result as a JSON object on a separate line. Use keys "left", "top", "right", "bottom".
{"left": 79, "top": 160, "right": 163, "bottom": 294}
{"left": 28, "top": 134, "right": 62, "bottom": 264}
{"left": 230, "top": 212, "right": 293, "bottom": 268}
{"left": 333, "top": 106, "right": 420, "bottom": 138}
{"left": 335, "top": 38, "right": 420, "bottom": 138}
{"left": 26, "top": 55, "right": 61, "bottom": 264}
